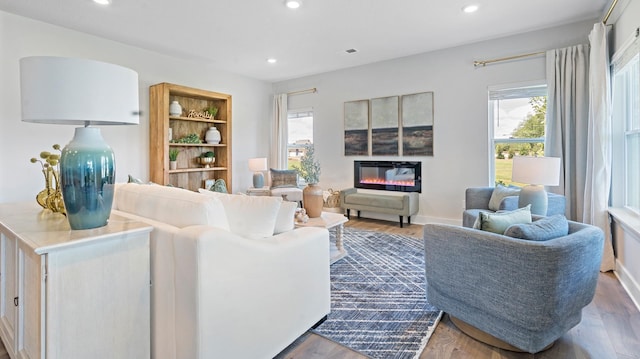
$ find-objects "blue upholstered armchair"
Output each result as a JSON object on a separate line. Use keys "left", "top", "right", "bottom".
{"left": 463, "top": 187, "right": 566, "bottom": 227}
{"left": 423, "top": 219, "right": 604, "bottom": 353}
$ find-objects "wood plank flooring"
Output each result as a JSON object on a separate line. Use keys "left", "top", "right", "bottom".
{"left": 283, "top": 217, "right": 640, "bottom": 359}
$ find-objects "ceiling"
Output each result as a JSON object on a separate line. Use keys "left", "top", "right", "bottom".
{"left": 0, "top": 0, "right": 609, "bottom": 82}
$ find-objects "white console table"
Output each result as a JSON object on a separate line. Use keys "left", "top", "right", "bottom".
{"left": 0, "top": 203, "right": 151, "bottom": 359}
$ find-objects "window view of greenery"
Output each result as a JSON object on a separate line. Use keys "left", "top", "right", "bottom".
{"left": 493, "top": 96, "right": 547, "bottom": 186}
{"left": 287, "top": 110, "right": 313, "bottom": 170}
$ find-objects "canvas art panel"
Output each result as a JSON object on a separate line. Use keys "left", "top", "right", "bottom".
{"left": 344, "top": 100, "right": 369, "bottom": 156}
{"left": 371, "top": 96, "right": 399, "bottom": 156}
{"left": 402, "top": 92, "right": 434, "bottom": 156}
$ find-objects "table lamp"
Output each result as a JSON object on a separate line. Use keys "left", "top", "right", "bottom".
{"left": 511, "top": 156, "right": 561, "bottom": 215}
{"left": 248, "top": 158, "right": 268, "bottom": 188}
{"left": 20, "top": 56, "right": 140, "bottom": 230}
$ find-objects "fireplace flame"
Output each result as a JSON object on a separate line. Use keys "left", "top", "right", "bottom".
{"left": 360, "top": 178, "right": 415, "bottom": 186}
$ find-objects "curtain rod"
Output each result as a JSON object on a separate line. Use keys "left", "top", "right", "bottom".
{"left": 602, "top": 0, "right": 619, "bottom": 24}
{"left": 287, "top": 88, "right": 317, "bottom": 96}
{"left": 473, "top": 51, "right": 546, "bottom": 67}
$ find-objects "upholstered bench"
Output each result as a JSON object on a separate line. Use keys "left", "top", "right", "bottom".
{"left": 339, "top": 188, "right": 419, "bottom": 227}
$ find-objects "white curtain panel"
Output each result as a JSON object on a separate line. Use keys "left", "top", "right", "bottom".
{"left": 545, "top": 44, "right": 590, "bottom": 222}
{"left": 586, "top": 23, "right": 615, "bottom": 272}
{"left": 271, "top": 93, "right": 288, "bottom": 170}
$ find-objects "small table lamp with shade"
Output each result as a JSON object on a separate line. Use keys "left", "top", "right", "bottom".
{"left": 19, "top": 56, "right": 140, "bottom": 230}
{"left": 511, "top": 156, "right": 561, "bottom": 216}
{"left": 248, "top": 158, "right": 268, "bottom": 188}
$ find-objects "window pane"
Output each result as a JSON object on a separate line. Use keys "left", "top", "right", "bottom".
{"left": 494, "top": 141, "right": 545, "bottom": 186}
{"left": 287, "top": 111, "right": 313, "bottom": 170}
{"left": 626, "top": 133, "right": 640, "bottom": 211}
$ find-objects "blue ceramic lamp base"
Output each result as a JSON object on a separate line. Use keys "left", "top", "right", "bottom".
{"left": 253, "top": 172, "right": 265, "bottom": 188}
{"left": 518, "top": 184, "right": 548, "bottom": 216}
{"left": 60, "top": 127, "right": 115, "bottom": 230}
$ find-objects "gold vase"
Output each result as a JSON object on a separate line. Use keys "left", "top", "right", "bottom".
{"left": 303, "top": 183, "right": 324, "bottom": 218}
{"left": 37, "top": 168, "right": 65, "bottom": 215}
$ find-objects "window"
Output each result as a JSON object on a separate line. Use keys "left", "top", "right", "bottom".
{"left": 612, "top": 37, "right": 640, "bottom": 214}
{"left": 287, "top": 109, "right": 313, "bottom": 170}
{"left": 489, "top": 85, "right": 548, "bottom": 186}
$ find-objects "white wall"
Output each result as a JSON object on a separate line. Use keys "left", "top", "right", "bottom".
{"left": 274, "top": 19, "right": 596, "bottom": 224}
{"left": 0, "top": 11, "right": 273, "bottom": 202}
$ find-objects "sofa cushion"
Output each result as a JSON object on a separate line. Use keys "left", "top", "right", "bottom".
{"left": 488, "top": 185, "right": 520, "bottom": 211}
{"left": 504, "top": 214, "right": 569, "bottom": 241}
{"left": 274, "top": 201, "right": 297, "bottom": 234}
{"left": 114, "top": 183, "right": 230, "bottom": 230}
{"left": 344, "top": 193, "right": 405, "bottom": 210}
{"left": 198, "top": 190, "right": 282, "bottom": 239}
{"left": 476, "top": 205, "right": 532, "bottom": 234}
{"left": 270, "top": 169, "right": 299, "bottom": 189}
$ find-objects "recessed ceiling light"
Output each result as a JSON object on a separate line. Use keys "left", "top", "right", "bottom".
{"left": 462, "top": 4, "right": 479, "bottom": 13}
{"left": 345, "top": 49, "right": 358, "bottom": 54}
{"left": 93, "top": 0, "right": 111, "bottom": 5}
{"left": 267, "top": 58, "right": 277, "bottom": 64}
{"left": 285, "top": 0, "right": 301, "bottom": 9}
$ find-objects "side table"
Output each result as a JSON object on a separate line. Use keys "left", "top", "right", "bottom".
{"left": 295, "top": 212, "right": 349, "bottom": 264}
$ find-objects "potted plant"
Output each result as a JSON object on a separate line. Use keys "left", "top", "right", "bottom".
{"left": 296, "top": 145, "right": 323, "bottom": 218}
{"left": 169, "top": 148, "right": 180, "bottom": 170}
{"left": 199, "top": 151, "right": 215, "bottom": 168}
{"left": 205, "top": 106, "right": 218, "bottom": 119}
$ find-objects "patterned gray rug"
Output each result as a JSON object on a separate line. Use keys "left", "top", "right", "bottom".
{"left": 314, "top": 227, "right": 442, "bottom": 359}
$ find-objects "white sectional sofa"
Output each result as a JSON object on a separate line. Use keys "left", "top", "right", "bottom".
{"left": 112, "top": 183, "right": 331, "bottom": 359}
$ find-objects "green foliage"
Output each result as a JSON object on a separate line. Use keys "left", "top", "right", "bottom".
{"left": 201, "top": 151, "right": 215, "bottom": 158}
{"left": 511, "top": 96, "right": 546, "bottom": 139}
{"left": 205, "top": 107, "right": 218, "bottom": 117}
{"left": 171, "top": 133, "right": 201, "bottom": 144}
{"left": 169, "top": 148, "right": 180, "bottom": 161}
{"left": 296, "top": 145, "right": 321, "bottom": 184}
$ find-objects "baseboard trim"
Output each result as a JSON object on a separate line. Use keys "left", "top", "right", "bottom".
{"left": 614, "top": 262, "right": 640, "bottom": 312}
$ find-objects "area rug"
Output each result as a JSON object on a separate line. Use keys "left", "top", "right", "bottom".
{"left": 314, "top": 227, "right": 442, "bottom": 359}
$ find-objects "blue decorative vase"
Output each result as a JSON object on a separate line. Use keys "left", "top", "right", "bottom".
{"left": 60, "top": 127, "right": 115, "bottom": 230}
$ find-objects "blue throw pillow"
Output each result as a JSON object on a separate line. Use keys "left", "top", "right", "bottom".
{"left": 476, "top": 204, "right": 532, "bottom": 234}
{"left": 504, "top": 214, "right": 569, "bottom": 241}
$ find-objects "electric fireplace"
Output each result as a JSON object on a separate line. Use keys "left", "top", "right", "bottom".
{"left": 354, "top": 161, "right": 421, "bottom": 193}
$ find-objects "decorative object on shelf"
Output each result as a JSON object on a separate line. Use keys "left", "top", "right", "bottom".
{"left": 169, "top": 148, "right": 180, "bottom": 170}
{"left": 204, "top": 179, "right": 215, "bottom": 190}
{"left": 205, "top": 126, "right": 221, "bottom": 144}
{"left": 170, "top": 133, "right": 202, "bottom": 143}
{"left": 295, "top": 145, "right": 323, "bottom": 218}
{"left": 168, "top": 127, "right": 173, "bottom": 141}
{"left": 198, "top": 151, "right": 215, "bottom": 168}
{"left": 211, "top": 178, "right": 228, "bottom": 193}
{"left": 511, "top": 156, "right": 561, "bottom": 215}
{"left": 169, "top": 100, "right": 182, "bottom": 116}
{"left": 20, "top": 56, "right": 139, "bottom": 230}
{"left": 187, "top": 109, "right": 215, "bottom": 120}
{"left": 248, "top": 157, "right": 267, "bottom": 188}
{"left": 205, "top": 106, "right": 218, "bottom": 119}
{"left": 30, "top": 144, "right": 65, "bottom": 215}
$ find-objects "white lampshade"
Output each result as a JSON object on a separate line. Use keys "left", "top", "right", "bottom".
{"left": 511, "top": 156, "right": 561, "bottom": 186}
{"left": 248, "top": 157, "right": 268, "bottom": 172}
{"left": 20, "top": 56, "right": 139, "bottom": 126}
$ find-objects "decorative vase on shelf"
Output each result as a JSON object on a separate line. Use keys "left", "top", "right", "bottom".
{"left": 169, "top": 101, "right": 182, "bottom": 116}
{"left": 205, "top": 126, "right": 221, "bottom": 144}
{"left": 303, "top": 183, "right": 324, "bottom": 218}
{"left": 169, "top": 160, "right": 177, "bottom": 170}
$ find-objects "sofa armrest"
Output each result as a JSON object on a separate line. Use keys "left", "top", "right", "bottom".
{"left": 172, "top": 226, "right": 330, "bottom": 359}
{"left": 465, "top": 187, "right": 494, "bottom": 210}
{"left": 340, "top": 188, "right": 357, "bottom": 207}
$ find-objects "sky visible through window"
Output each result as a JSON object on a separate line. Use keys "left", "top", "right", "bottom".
{"left": 288, "top": 115, "right": 313, "bottom": 144}
{"left": 494, "top": 98, "right": 536, "bottom": 139}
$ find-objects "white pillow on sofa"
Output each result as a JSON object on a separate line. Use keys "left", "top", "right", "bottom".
{"left": 114, "top": 183, "right": 230, "bottom": 230}
{"left": 274, "top": 201, "right": 298, "bottom": 234}
{"left": 198, "top": 189, "right": 283, "bottom": 239}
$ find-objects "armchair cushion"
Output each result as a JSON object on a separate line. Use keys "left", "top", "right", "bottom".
{"left": 270, "top": 169, "right": 298, "bottom": 188}
{"left": 475, "top": 205, "right": 531, "bottom": 234}
{"left": 504, "top": 214, "right": 569, "bottom": 241}
{"left": 274, "top": 201, "right": 298, "bottom": 234}
{"left": 488, "top": 185, "right": 520, "bottom": 211}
